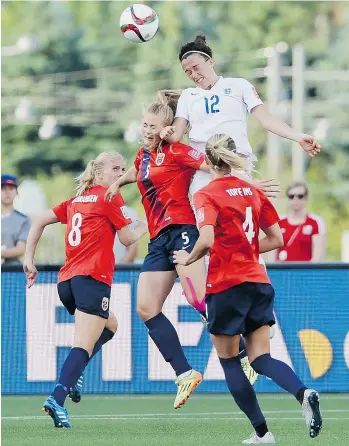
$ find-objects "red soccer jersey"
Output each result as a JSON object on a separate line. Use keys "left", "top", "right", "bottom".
{"left": 276, "top": 214, "right": 326, "bottom": 262}
{"left": 52, "top": 185, "right": 131, "bottom": 286}
{"left": 193, "top": 177, "right": 280, "bottom": 294}
{"left": 134, "top": 142, "right": 204, "bottom": 239}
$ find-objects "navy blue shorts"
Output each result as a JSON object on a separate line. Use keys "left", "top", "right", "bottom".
{"left": 57, "top": 275, "right": 111, "bottom": 319}
{"left": 142, "top": 224, "right": 199, "bottom": 272}
{"left": 206, "top": 282, "right": 275, "bottom": 336}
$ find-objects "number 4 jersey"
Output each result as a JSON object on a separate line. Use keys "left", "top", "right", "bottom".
{"left": 52, "top": 185, "right": 131, "bottom": 286}
{"left": 193, "top": 177, "right": 280, "bottom": 294}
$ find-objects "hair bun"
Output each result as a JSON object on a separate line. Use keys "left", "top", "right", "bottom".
{"left": 195, "top": 33, "right": 207, "bottom": 44}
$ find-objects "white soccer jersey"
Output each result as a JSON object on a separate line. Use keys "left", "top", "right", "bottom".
{"left": 175, "top": 76, "right": 263, "bottom": 161}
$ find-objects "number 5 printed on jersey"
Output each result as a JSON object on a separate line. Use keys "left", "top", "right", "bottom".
{"left": 68, "top": 212, "right": 82, "bottom": 246}
{"left": 204, "top": 95, "right": 220, "bottom": 114}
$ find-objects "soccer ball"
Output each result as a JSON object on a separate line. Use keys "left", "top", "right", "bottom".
{"left": 120, "top": 4, "right": 159, "bottom": 43}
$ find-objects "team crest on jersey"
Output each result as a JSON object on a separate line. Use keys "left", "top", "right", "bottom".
{"left": 188, "top": 149, "right": 201, "bottom": 160}
{"left": 303, "top": 225, "right": 313, "bottom": 235}
{"left": 197, "top": 207, "right": 205, "bottom": 224}
{"left": 224, "top": 88, "right": 232, "bottom": 94}
{"left": 156, "top": 152, "right": 165, "bottom": 166}
{"left": 101, "top": 297, "right": 109, "bottom": 312}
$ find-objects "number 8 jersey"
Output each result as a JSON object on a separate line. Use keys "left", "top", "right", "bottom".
{"left": 52, "top": 185, "right": 131, "bottom": 286}
{"left": 193, "top": 176, "right": 280, "bottom": 294}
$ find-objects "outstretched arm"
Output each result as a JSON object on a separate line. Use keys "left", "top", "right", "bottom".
{"left": 105, "top": 166, "right": 138, "bottom": 202}
{"left": 251, "top": 104, "right": 321, "bottom": 158}
{"left": 24, "top": 210, "right": 59, "bottom": 287}
{"left": 159, "top": 117, "right": 188, "bottom": 144}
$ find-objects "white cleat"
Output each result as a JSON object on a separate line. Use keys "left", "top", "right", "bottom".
{"left": 242, "top": 432, "right": 276, "bottom": 444}
{"left": 241, "top": 357, "right": 259, "bottom": 386}
{"left": 302, "top": 389, "right": 322, "bottom": 438}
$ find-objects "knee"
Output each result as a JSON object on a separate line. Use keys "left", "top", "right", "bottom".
{"left": 137, "top": 302, "right": 155, "bottom": 322}
{"left": 106, "top": 311, "right": 118, "bottom": 334}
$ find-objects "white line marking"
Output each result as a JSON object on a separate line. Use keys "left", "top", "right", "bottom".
{"left": 2, "top": 416, "right": 348, "bottom": 422}
{"left": 2, "top": 410, "right": 348, "bottom": 421}
{"left": 3, "top": 394, "right": 349, "bottom": 401}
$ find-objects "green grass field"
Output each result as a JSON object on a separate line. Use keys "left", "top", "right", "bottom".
{"left": 2, "top": 394, "right": 348, "bottom": 446}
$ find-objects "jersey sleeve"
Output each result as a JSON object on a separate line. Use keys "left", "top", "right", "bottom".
{"left": 193, "top": 191, "right": 219, "bottom": 229}
{"left": 134, "top": 149, "right": 142, "bottom": 171}
{"left": 106, "top": 194, "right": 132, "bottom": 230}
{"left": 241, "top": 79, "right": 263, "bottom": 113}
{"left": 52, "top": 200, "right": 70, "bottom": 224}
{"left": 310, "top": 214, "right": 326, "bottom": 235}
{"left": 172, "top": 143, "right": 205, "bottom": 170}
{"left": 259, "top": 195, "right": 280, "bottom": 229}
{"left": 175, "top": 90, "right": 189, "bottom": 121}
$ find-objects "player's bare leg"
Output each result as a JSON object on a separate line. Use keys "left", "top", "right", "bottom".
{"left": 176, "top": 258, "right": 207, "bottom": 319}
{"left": 137, "top": 271, "right": 202, "bottom": 408}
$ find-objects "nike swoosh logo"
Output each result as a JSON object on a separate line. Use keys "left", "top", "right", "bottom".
{"left": 190, "top": 92, "right": 199, "bottom": 95}
{"left": 182, "top": 245, "right": 192, "bottom": 250}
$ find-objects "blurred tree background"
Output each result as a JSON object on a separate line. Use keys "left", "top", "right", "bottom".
{"left": 2, "top": 0, "right": 348, "bottom": 261}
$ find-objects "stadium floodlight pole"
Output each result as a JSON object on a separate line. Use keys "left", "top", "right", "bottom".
{"left": 292, "top": 45, "right": 305, "bottom": 180}
{"left": 266, "top": 46, "right": 281, "bottom": 179}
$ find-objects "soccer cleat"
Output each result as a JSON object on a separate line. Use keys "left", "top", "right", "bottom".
{"left": 174, "top": 369, "right": 202, "bottom": 409}
{"left": 200, "top": 311, "right": 208, "bottom": 327}
{"left": 43, "top": 396, "right": 72, "bottom": 428}
{"left": 242, "top": 431, "right": 276, "bottom": 444}
{"left": 69, "top": 373, "right": 84, "bottom": 403}
{"left": 302, "top": 389, "right": 322, "bottom": 438}
{"left": 241, "top": 357, "right": 259, "bottom": 386}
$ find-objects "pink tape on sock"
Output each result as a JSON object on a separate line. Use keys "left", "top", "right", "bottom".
{"left": 184, "top": 276, "right": 206, "bottom": 312}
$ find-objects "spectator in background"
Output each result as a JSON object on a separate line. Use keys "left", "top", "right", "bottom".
{"left": 1, "top": 174, "right": 31, "bottom": 265}
{"left": 270, "top": 180, "right": 326, "bottom": 262}
{"left": 113, "top": 206, "right": 139, "bottom": 264}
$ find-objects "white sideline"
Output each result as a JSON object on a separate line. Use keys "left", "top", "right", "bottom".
{"left": 2, "top": 409, "right": 349, "bottom": 421}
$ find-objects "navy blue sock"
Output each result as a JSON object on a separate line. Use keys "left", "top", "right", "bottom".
{"left": 145, "top": 312, "right": 191, "bottom": 376}
{"left": 219, "top": 356, "right": 266, "bottom": 428}
{"left": 251, "top": 353, "right": 305, "bottom": 397}
{"left": 90, "top": 328, "right": 115, "bottom": 360}
{"left": 238, "top": 336, "right": 247, "bottom": 360}
{"left": 51, "top": 347, "right": 89, "bottom": 406}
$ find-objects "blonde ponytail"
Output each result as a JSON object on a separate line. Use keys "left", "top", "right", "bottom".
{"left": 206, "top": 134, "right": 248, "bottom": 173}
{"left": 147, "top": 89, "right": 182, "bottom": 127}
{"left": 75, "top": 151, "right": 126, "bottom": 196}
{"left": 75, "top": 160, "right": 96, "bottom": 196}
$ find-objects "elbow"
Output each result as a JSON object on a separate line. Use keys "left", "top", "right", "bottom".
{"left": 32, "top": 216, "right": 46, "bottom": 230}
{"left": 119, "top": 234, "right": 135, "bottom": 247}
{"left": 275, "top": 235, "right": 284, "bottom": 249}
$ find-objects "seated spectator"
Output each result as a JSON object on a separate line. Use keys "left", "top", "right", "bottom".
{"left": 113, "top": 205, "right": 139, "bottom": 264}
{"left": 1, "top": 174, "right": 31, "bottom": 265}
{"left": 270, "top": 180, "right": 326, "bottom": 262}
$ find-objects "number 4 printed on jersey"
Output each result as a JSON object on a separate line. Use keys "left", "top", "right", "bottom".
{"left": 243, "top": 207, "right": 255, "bottom": 244}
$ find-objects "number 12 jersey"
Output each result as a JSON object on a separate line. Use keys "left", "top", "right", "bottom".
{"left": 52, "top": 185, "right": 131, "bottom": 286}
